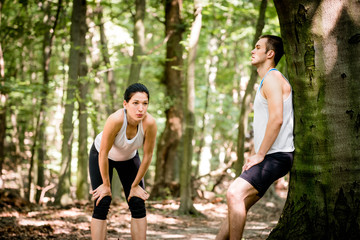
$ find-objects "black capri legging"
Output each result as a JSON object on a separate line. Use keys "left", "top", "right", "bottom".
{"left": 89, "top": 143, "right": 146, "bottom": 220}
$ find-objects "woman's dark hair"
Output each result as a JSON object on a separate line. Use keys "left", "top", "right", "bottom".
{"left": 260, "top": 35, "right": 284, "bottom": 66}
{"left": 124, "top": 83, "right": 150, "bottom": 102}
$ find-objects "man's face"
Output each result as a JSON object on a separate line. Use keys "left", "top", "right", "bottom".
{"left": 251, "top": 38, "right": 268, "bottom": 66}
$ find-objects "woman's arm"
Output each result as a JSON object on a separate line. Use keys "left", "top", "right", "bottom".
{"left": 91, "top": 110, "right": 123, "bottom": 205}
{"left": 128, "top": 114, "right": 157, "bottom": 201}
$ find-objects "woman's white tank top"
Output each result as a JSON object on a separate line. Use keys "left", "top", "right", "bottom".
{"left": 253, "top": 68, "right": 295, "bottom": 154}
{"left": 94, "top": 109, "right": 144, "bottom": 161}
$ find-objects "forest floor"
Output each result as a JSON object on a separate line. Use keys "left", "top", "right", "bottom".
{"left": 0, "top": 184, "right": 287, "bottom": 240}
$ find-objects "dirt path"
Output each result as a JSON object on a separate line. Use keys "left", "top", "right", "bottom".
{"left": 0, "top": 192, "right": 285, "bottom": 240}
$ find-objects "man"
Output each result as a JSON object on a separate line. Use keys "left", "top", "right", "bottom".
{"left": 216, "top": 35, "right": 295, "bottom": 239}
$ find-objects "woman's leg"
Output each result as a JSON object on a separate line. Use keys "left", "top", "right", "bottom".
{"left": 91, "top": 218, "right": 107, "bottom": 240}
{"left": 89, "top": 144, "right": 113, "bottom": 240}
{"left": 131, "top": 217, "right": 147, "bottom": 240}
{"left": 116, "top": 153, "right": 147, "bottom": 239}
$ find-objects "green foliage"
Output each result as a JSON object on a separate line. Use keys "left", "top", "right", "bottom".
{"left": 2, "top": 0, "right": 280, "bottom": 202}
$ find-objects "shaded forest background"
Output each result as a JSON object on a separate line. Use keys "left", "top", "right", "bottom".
{"left": 0, "top": 0, "right": 284, "bottom": 207}
{"left": 2, "top": 0, "right": 360, "bottom": 239}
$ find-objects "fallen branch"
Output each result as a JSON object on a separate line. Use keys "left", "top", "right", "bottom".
{"left": 38, "top": 183, "right": 56, "bottom": 205}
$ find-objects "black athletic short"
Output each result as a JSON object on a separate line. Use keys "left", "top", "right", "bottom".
{"left": 239, "top": 152, "right": 294, "bottom": 197}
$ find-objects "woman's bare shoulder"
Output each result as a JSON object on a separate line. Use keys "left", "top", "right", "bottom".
{"left": 105, "top": 109, "right": 125, "bottom": 128}
{"left": 143, "top": 113, "right": 157, "bottom": 129}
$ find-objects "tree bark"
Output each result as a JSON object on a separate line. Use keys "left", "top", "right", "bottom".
{"left": 33, "top": 0, "right": 62, "bottom": 203}
{"left": 0, "top": 0, "right": 6, "bottom": 188}
{"left": 76, "top": 2, "right": 89, "bottom": 201}
{"left": 235, "top": 0, "right": 267, "bottom": 175}
{"left": 96, "top": 1, "right": 118, "bottom": 113}
{"left": 194, "top": 30, "right": 225, "bottom": 177}
{"left": 10, "top": 113, "right": 25, "bottom": 197}
{"left": 179, "top": 0, "right": 202, "bottom": 215}
{"left": 268, "top": 1, "right": 360, "bottom": 239}
{"left": 55, "top": 0, "right": 87, "bottom": 205}
{"left": 127, "top": 0, "right": 146, "bottom": 85}
{"left": 151, "top": 0, "right": 184, "bottom": 198}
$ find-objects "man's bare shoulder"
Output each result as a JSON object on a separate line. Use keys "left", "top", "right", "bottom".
{"left": 263, "top": 70, "right": 289, "bottom": 88}
{"left": 267, "top": 70, "right": 284, "bottom": 82}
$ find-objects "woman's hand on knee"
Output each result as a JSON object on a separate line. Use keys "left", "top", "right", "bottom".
{"left": 128, "top": 185, "right": 149, "bottom": 202}
{"left": 91, "top": 184, "right": 112, "bottom": 206}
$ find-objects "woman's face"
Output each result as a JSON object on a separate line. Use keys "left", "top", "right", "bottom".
{"left": 123, "top": 92, "right": 149, "bottom": 122}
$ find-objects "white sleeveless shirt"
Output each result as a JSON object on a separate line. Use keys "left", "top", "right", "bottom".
{"left": 253, "top": 68, "right": 295, "bottom": 154}
{"left": 94, "top": 109, "right": 144, "bottom": 161}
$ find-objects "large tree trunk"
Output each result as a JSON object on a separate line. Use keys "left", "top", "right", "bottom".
{"left": 76, "top": 3, "right": 89, "bottom": 201}
{"left": 151, "top": 0, "right": 184, "bottom": 198}
{"left": 55, "top": 0, "right": 87, "bottom": 205}
{"left": 235, "top": 0, "right": 267, "bottom": 175}
{"left": 179, "top": 0, "right": 202, "bottom": 215}
{"left": 127, "top": 0, "right": 146, "bottom": 85}
{"left": 268, "top": 1, "right": 360, "bottom": 239}
{"left": 76, "top": 73, "right": 89, "bottom": 200}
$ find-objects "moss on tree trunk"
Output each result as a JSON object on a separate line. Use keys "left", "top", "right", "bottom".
{"left": 269, "top": 1, "right": 360, "bottom": 239}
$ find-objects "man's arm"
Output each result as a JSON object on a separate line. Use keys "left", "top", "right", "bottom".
{"left": 243, "top": 72, "right": 283, "bottom": 171}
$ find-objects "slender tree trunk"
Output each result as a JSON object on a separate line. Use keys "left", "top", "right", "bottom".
{"left": 76, "top": 77, "right": 89, "bottom": 200}
{"left": 151, "top": 0, "right": 184, "bottom": 198}
{"left": 127, "top": 0, "right": 146, "bottom": 85}
{"left": 34, "top": 0, "right": 62, "bottom": 203}
{"left": 55, "top": 0, "right": 87, "bottom": 205}
{"left": 10, "top": 113, "right": 25, "bottom": 197}
{"left": 194, "top": 71, "right": 210, "bottom": 176}
{"left": 234, "top": 0, "right": 267, "bottom": 175}
{"left": 96, "top": 1, "right": 118, "bottom": 113}
{"left": 179, "top": 0, "right": 202, "bottom": 215}
{"left": 268, "top": 1, "right": 360, "bottom": 239}
{"left": 194, "top": 31, "right": 224, "bottom": 176}
{"left": 0, "top": 0, "right": 6, "bottom": 188}
{"left": 0, "top": 58, "right": 6, "bottom": 187}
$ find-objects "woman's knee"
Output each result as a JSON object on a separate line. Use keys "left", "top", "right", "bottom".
{"left": 92, "top": 196, "right": 112, "bottom": 220}
{"left": 128, "top": 197, "right": 146, "bottom": 219}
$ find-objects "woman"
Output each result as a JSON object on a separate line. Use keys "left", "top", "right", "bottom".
{"left": 89, "top": 83, "right": 157, "bottom": 240}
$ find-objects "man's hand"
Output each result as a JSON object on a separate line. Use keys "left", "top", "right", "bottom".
{"left": 128, "top": 185, "right": 149, "bottom": 202}
{"left": 90, "top": 184, "right": 112, "bottom": 206}
{"left": 242, "top": 153, "right": 265, "bottom": 172}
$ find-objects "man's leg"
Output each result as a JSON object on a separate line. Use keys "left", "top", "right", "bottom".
{"left": 216, "top": 216, "right": 230, "bottom": 240}
{"left": 228, "top": 177, "right": 260, "bottom": 239}
{"left": 216, "top": 177, "right": 260, "bottom": 240}
{"left": 91, "top": 218, "right": 107, "bottom": 240}
{"left": 131, "top": 217, "right": 147, "bottom": 240}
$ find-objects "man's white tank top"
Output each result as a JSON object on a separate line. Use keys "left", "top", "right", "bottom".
{"left": 94, "top": 109, "right": 144, "bottom": 161}
{"left": 253, "top": 68, "right": 295, "bottom": 154}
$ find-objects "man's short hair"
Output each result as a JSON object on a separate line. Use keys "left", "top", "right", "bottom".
{"left": 260, "top": 35, "right": 284, "bottom": 66}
